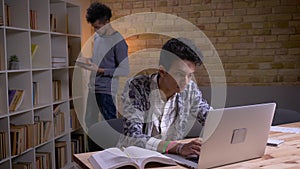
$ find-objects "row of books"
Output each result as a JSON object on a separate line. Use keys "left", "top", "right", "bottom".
{"left": 34, "top": 116, "right": 52, "bottom": 145}
{"left": 53, "top": 105, "right": 65, "bottom": 137}
{"left": 0, "top": 6, "right": 70, "bottom": 32}
{"left": 12, "top": 162, "right": 33, "bottom": 169}
{"left": 52, "top": 80, "right": 62, "bottom": 101}
{"left": 36, "top": 152, "right": 51, "bottom": 169}
{"left": 8, "top": 89, "right": 25, "bottom": 112}
{"left": 55, "top": 141, "right": 67, "bottom": 169}
{"left": 10, "top": 124, "right": 34, "bottom": 156}
{"left": 71, "top": 134, "right": 85, "bottom": 159}
{"left": 3, "top": 4, "right": 37, "bottom": 28}
{"left": 70, "top": 109, "right": 80, "bottom": 130}
{"left": 0, "top": 132, "right": 8, "bottom": 160}
{"left": 14, "top": 152, "right": 51, "bottom": 169}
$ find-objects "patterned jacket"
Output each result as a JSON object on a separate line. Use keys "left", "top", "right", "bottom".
{"left": 117, "top": 73, "right": 211, "bottom": 150}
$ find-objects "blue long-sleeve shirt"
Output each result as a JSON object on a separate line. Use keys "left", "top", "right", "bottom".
{"left": 89, "top": 31, "right": 129, "bottom": 95}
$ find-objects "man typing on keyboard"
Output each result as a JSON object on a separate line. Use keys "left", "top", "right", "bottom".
{"left": 117, "top": 37, "right": 212, "bottom": 157}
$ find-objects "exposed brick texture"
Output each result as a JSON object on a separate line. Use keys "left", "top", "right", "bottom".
{"left": 95, "top": 0, "right": 300, "bottom": 90}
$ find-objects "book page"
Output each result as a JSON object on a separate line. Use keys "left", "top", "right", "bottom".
{"left": 89, "top": 147, "right": 138, "bottom": 169}
{"left": 75, "top": 57, "right": 93, "bottom": 69}
{"left": 125, "top": 146, "right": 176, "bottom": 168}
{"left": 125, "top": 146, "right": 166, "bottom": 158}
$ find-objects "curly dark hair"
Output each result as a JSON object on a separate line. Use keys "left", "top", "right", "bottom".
{"left": 86, "top": 2, "right": 112, "bottom": 24}
{"left": 159, "top": 38, "right": 203, "bottom": 70}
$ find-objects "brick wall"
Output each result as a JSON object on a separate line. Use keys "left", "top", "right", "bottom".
{"left": 96, "top": 0, "right": 300, "bottom": 87}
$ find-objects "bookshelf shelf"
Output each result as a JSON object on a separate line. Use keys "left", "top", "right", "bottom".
{"left": 6, "top": 31, "right": 31, "bottom": 70}
{"left": 0, "top": 161, "right": 10, "bottom": 169}
{"left": 0, "top": 0, "right": 85, "bottom": 168}
{"left": 35, "top": 139, "right": 53, "bottom": 150}
{"left": 5, "top": 27, "right": 29, "bottom": 32}
{"left": 4, "top": 0, "right": 29, "bottom": 28}
{"left": 31, "top": 32, "right": 51, "bottom": 69}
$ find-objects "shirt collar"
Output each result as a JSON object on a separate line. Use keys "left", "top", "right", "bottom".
{"left": 150, "top": 73, "right": 177, "bottom": 101}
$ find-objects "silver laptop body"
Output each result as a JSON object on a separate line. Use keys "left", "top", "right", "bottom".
{"left": 166, "top": 103, "right": 276, "bottom": 169}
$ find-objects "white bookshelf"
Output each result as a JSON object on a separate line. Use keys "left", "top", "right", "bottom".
{"left": 0, "top": 0, "right": 84, "bottom": 168}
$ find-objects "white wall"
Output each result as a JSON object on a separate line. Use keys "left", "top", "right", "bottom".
{"left": 63, "top": 0, "right": 92, "bottom": 46}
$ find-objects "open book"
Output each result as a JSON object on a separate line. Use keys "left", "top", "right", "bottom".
{"left": 88, "top": 146, "right": 177, "bottom": 169}
{"left": 75, "top": 57, "right": 92, "bottom": 69}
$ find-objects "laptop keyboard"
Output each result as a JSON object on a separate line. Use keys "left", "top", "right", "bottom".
{"left": 186, "top": 155, "right": 199, "bottom": 164}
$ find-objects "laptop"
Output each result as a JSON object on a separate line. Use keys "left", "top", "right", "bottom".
{"left": 166, "top": 102, "right": 276, "bottom": 169}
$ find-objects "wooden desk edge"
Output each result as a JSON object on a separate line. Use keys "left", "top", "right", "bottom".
{"left": 73, "top": 122, "right": 300, "bottom": 169}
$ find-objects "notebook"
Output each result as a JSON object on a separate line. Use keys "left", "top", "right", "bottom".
{"left": 166, "top": 102, "right": 276, "bottom": 169}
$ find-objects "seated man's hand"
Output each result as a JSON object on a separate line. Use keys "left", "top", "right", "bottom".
{"left": 180, "top": 139, "right": 201, "bottom": 157}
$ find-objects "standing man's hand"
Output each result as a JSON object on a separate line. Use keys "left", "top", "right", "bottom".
{"left": 83, "top": 60, "right": 104, "bottom": 74}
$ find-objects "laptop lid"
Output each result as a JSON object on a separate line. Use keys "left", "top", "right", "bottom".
{"left": 166, "top": 103, "right": 276, "bottom": 169}
{"left": 198, "top": 102, "right": 276, "bottom": 169}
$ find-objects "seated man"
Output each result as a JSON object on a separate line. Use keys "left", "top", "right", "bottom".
{"left": 117, "top": 38, "right": 211, "bottom": 157}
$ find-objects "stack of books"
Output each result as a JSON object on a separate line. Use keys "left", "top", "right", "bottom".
{"left": 52, "top": 57, "right": 67, "bottom": 68}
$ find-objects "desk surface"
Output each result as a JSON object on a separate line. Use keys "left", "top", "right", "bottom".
{"left": 73, "top": 122, "right": 300, "bottom": 169}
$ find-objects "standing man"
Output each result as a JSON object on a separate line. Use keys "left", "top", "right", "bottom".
{"left": 83, "top": 2, "right": 129, "bottom": 129}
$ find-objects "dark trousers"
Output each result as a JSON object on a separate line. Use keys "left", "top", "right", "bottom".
{"left": 85, "top": 91, "right": 117, "bottom": 151}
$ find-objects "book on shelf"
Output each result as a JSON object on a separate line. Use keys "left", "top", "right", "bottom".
{"left": 54, "top": 112, "right": 65, "bottom": 137}
{"left": 31, "top": 44, "right": 38, "bottom": 59}
{"left": 0, "top": 132, "right": 8, "bottom": 160}
{"left": 52, "top": 80, "right": 62, "bottom": 101}
{"left": 30, "top": 9, "right": 37, "bottom": 29}
{"left": 53, "top": 104, "right": 60, "bottom": 114}
{"left": 88, "top": 146, "right": 176, "bottom": 169}
{"left": 50, "top": 14, "right": 56, "bottom": 32}
{"left": 43, "top": 121, "right": 52, "bottom": 142}
{"left": 32, "top": 82, "right": 39, "bottom": 106}
{"left": 0, "top": 54, "right": 2, "bottom": 70}
{"left": 55, "top": 141, "right": 67, "bottom": 169}
{"left": 4, "top": 3, "right": 10, "bottom": 26}
{"left": 0, "top": 16, "right": 3, "bottom": 26}
{"left": 36, "top": 152, "right": 52, "bottom": 169}
{"left": 70, "top": 109, "right": 80, "bottom": 130}
{"left": 12, "top": 162, "right": 33, "bottom": 169}
{"left": 8, "top": 89, "right": 25, "bottom": 112}
{"left": 66, "top": 14, "right": 69, "bottom": 33}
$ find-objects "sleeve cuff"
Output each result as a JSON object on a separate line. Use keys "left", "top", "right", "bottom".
{"left": 145, "top": 137, "right": 161, "bottom": 151}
